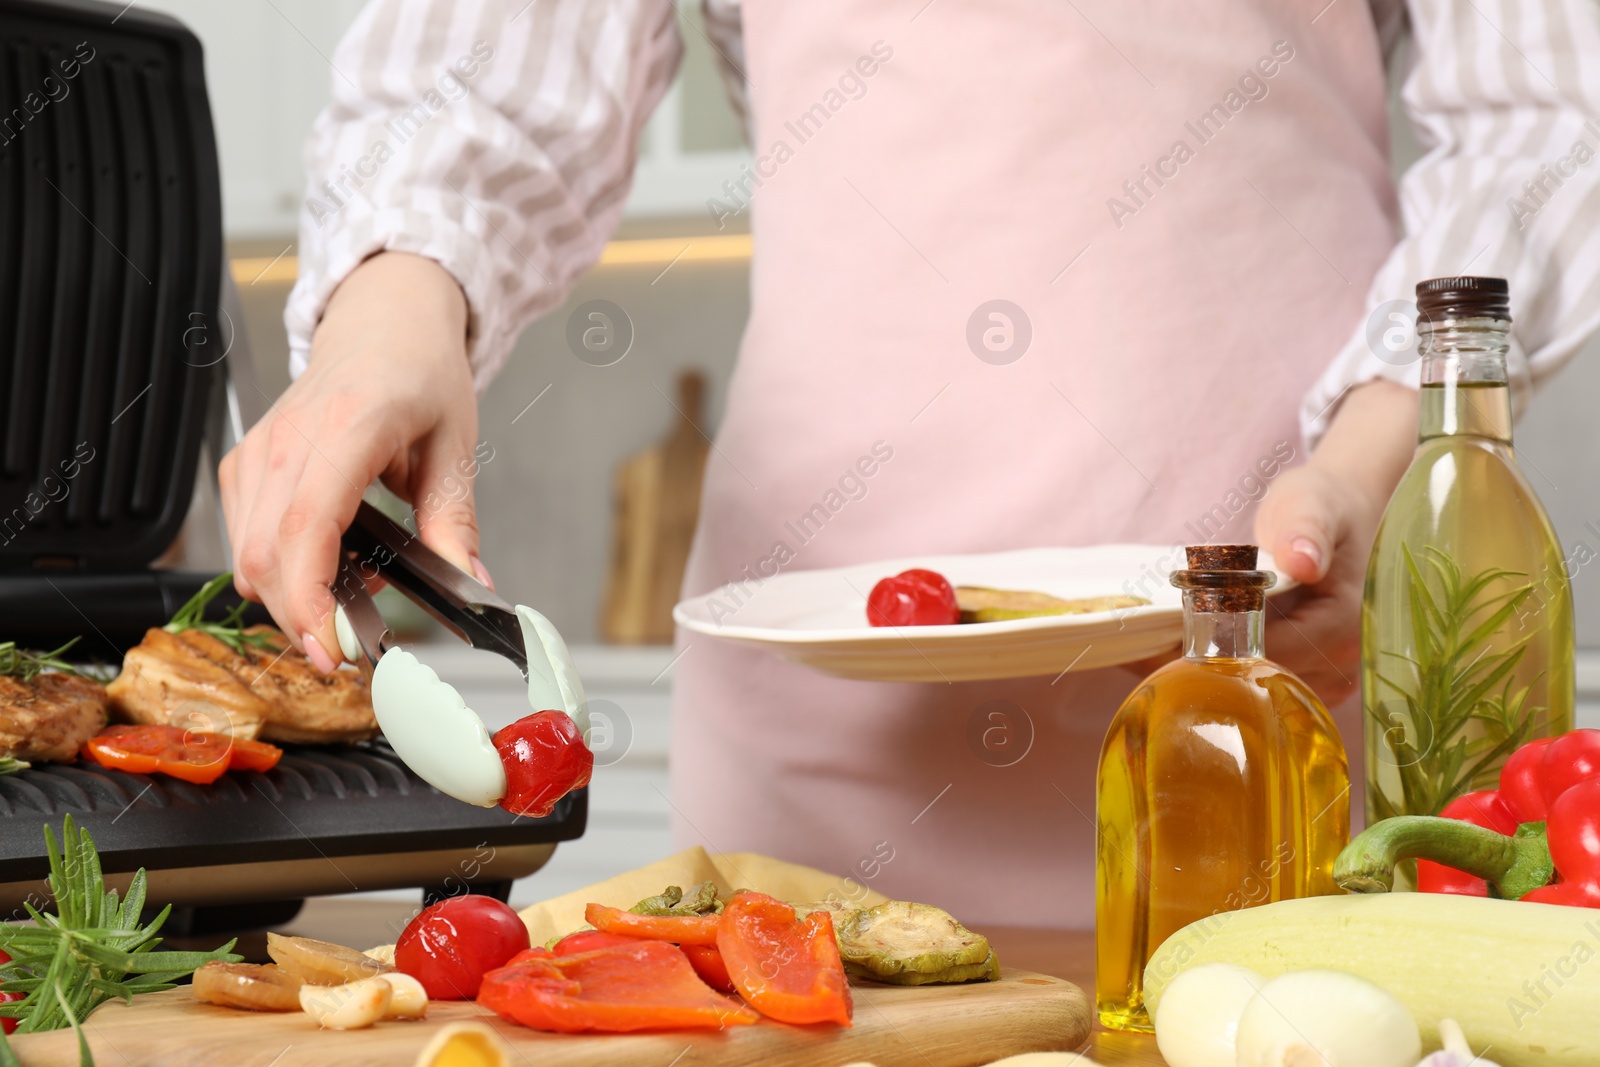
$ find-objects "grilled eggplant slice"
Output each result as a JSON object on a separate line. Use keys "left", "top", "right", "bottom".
{"left": 955, "top": 586, "right": 1148, "bottom": 623}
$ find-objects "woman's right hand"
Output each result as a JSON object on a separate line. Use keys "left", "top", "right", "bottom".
{"left": 219, "top": 251, "right": 485, "bottom": 672}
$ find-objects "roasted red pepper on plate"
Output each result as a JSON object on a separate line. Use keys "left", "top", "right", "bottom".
{"left": 80, "top": 724, "right": 282, "bottom": 784}
{"left": 478, "top": 942, "right": 758, "bottom": 1033}
{"left": 716, "top": 892, "right": 852, "bottom": 1026}
{"left": 1339, "top": 729, "right": 1600, "bottom": 906}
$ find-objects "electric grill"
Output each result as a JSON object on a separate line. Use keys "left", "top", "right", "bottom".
{"left": 0, "top": 0, "right": 584, "bottom": 920}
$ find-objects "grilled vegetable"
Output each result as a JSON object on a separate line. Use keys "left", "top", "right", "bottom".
{"left": 586, "top": 903, "right": 720, "bottom": 946}
{"left": 395, "top": 895, "right": 529, "bottom": 1001}
{"left": 827, "top": 901, "right": 997, "bottom": 985}
{"left": 266, "top": 933, "right": 391, "bottom": 986}
{"left": 631, "top": 882, "right": 722, "bottom": 917}
{"left": 479, "top": 943, "right": 758, "bottom": 1033}
{"left": 192, "top": 962, "right": 304, "bottom": 1011}
{"left": 954, "top": 587, "right": 1148, "bottom": 623}
{"left": 717, "top": 893, "right": 852, "bottom": 1026}
{"left": 867, "top": 570, "right": 960, "bottom": 627}
{"left": 1142, "top": 894, "right": 1600, "bottom": 1066}
{"left": 299, "top": 975, "right": 392, "bottom": 1030}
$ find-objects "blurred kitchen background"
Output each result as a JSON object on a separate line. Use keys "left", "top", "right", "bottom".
{"left": 139, "top": 1, "right": 1600, "bottom": 902}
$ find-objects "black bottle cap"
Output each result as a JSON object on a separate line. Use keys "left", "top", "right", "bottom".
{"left": 1416, "top": 276, "right": 1511, "bottom": 325}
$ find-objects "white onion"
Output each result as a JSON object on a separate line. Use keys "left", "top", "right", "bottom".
{"left": 1235, "top": 969, "right": 1420, "bottom": 1067}
{"left": 1152, "top": 962, "right": 1266, "bottom": 1067}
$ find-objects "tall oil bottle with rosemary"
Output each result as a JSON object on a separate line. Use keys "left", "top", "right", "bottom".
{"left": 1363, "top": 277, "right": 1573, "bottom": 827}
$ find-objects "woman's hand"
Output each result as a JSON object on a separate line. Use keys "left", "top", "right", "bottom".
{"left": 219, "top": 251, "right": 483, "bottom": 672}
{"left": 1254, "top": 380, "right": 1417, "bottom": 705}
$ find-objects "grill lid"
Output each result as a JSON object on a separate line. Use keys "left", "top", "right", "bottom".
{"left": 0, "top": 0, "right": 223, "bottom": 571}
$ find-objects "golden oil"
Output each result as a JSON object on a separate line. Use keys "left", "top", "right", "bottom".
{"left": 1096, "top": 545, "right": 1349, "bottom": 1031}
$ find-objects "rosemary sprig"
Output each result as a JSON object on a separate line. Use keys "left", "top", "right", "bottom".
{"left": 0, "top": 817, "right": 240, "bottom": 1063}
{"left": 163, "top": 573, "right": 275, "bottom": 656}
{"left": 1369, "top": 544, "right": 1547, "bottom": 819}
{"left": 0, "top": 758, "right": 29, "bottom": 776}
{"left": 0, "top": 638, "right": 81, "bottom": 683}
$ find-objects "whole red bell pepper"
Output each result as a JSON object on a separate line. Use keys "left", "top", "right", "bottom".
{"left": 1339, "top": 729, "right": 1600, "bottom": 905}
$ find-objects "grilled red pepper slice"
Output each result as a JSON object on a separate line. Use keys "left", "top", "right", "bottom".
{"left": 716, "top": 892, "right": 852, "bottom": 1026}
{"left": 478, "top": 941, "right": 758, "bottom": 1033}
{"left": 551, "top": 930, "right": 642, "bottom": 956}
{"left": 681, "top": 943, "right": 736, "bottom": 994}
{"left": 585, "top": 903, "right": 721, "bottom": 946}
{"left": 82, "top": 725, "right": 230, "bottom": 784}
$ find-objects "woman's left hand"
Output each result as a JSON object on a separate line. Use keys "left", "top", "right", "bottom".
{"left": 1253, "top": 380, "right": 1417, "bottom": 706}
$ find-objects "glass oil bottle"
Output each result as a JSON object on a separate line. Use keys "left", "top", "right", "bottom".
{"left": 1096, "top": 545, "right": 1349, "bottom": 1032}
{"left": 1363, "top": 277, "right": 1573, "bottom": 825}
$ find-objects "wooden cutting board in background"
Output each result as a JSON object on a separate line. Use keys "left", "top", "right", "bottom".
{"left": 10, "top": 969, "right": 1092, "bottom": 1066}
{"left": 602, "top": 369, "right": 710, "bottom": 645}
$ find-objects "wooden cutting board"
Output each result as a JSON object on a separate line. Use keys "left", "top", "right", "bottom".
{"left": 11, "top": 970, "right": 1090, "bottom": 1066}
{"left": 601, "top": 369, "right": 710, "bottom": 645}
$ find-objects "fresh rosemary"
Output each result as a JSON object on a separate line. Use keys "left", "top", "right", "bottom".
{"left": 0, "top": 817, "right": 240, "bottom": 1064}
{"left": 1369, "top": 544, "right": 1545, "bottom": 820}
{"left": 0, "top": 638, "right": 81, "bottom": 683}
{"left": 163, "top": 573, "right": 275, "bottom": 656}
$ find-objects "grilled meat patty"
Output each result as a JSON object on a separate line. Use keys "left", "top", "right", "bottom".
{"left": 0, "top": 672, "right": 109, "bottom": 763}
{"left": 108, "top": 626, "right": 376, "bottom": 744}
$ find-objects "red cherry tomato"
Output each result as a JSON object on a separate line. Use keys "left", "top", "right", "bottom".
{"left": 0, "top": 948, "right": 18, "bottom": 1035}
{"left": 493, "top": 710, "right": 594, "bottom": 818}
{"left": 395, "top": 894, "right": 531, "bottom": 1000}
{"left": 866, "top": 569, "right": 959, "bottom": 627}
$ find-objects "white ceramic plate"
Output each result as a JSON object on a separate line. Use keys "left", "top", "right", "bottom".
{"left": 673, "top": 544, "right": 1297, "bottom": 683}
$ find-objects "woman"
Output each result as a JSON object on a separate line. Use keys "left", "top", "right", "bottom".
{"left": 221, "top": 0, "right": 1600, "bottom": 925}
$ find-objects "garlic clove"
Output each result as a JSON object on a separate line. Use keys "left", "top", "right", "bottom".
{"left": 379, "top": 971, "right": 429, "bottom": 1019}
{"left": 1152, "top": 962, "right": 1266, "bottom": 1067}
{"left": 299, "top": 975, "right": 393, "bottom": 1030}
{"left": 1412, "top": 1019, "right": 1503, "bottom": 1067}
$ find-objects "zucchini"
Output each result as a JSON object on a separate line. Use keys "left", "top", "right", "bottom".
{"left": 1143, "top": 894, "right": 1600, "bottom": 1066}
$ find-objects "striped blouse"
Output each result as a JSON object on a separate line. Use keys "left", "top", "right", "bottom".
{"left": 285, "top": 0, "right": 1600, "bottom": 444}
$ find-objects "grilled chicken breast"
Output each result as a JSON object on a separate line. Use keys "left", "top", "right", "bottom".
{"left": 0, "top": 672, "right": 109, "bottom": 763}
{"left": 108, "top": 626, "right": 376, "bottom": 744}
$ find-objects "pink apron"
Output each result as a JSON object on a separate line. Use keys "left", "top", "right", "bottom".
{"left": 674, "top": 0, "right": 1396, "bottom": 927}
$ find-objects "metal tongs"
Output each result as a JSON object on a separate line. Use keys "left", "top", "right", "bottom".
{"left": 332, "top": 501, "right": 528, "bottom": 683}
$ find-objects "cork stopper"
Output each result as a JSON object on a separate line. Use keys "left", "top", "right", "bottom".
{"left": 1171, "top": 544, "right": 1274, "bottom": 612}
{"left": 1185, "top": 544, "right": 1258, "bottom": 571}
